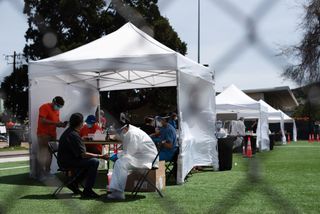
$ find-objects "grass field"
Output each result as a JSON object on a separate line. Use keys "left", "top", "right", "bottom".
{"left": 0, "top": 141, "right": 319, "bottom": 214}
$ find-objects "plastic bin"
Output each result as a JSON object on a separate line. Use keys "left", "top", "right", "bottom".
{"left": 8, "top": 128, "right": 24, "bottom": 147}
{"left": 218, "top": 136, "right": 236, "bottom": 171}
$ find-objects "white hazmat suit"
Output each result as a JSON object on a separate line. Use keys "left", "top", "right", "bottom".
{"left": 109, "top": 125, "right": 158, "bottom": 195}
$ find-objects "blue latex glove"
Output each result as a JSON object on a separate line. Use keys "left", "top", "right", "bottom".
{"left": 110, "top": 153, "right": 118, "bottom": 162}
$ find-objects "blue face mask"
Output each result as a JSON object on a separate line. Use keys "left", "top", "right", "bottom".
{"left": 53, "top": 105, "right": 61, "bottom": 111}
{"left": 87, "top": 124, "right": 93, "bottom": 128}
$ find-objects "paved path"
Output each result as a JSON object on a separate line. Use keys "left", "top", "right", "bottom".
{"left": 0, "top": 149, "right": 29, "bottom": 163}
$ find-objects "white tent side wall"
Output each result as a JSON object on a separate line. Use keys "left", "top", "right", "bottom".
{"left": 177, "top": 71, "right": 217, "bottom": 184}
{"left": 29, "top": 77, "right": 99, "bottom": 178}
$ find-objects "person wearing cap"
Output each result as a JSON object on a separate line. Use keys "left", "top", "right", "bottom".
{"left": 156, "top": 116, "right": 178, "bottom": 161}
{"left": 37, "top": 96, "right": 67, "bottom": 180}
{"left": 80, "top": 115, "right": 103, "bottom": 154}
{"left": 57, "top": 113, "right": 109, "bottom": 198}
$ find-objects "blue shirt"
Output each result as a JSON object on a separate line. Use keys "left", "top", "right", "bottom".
{"left": 168, "top": 119, "right": 177, "bottom": 129}
{"left": 159, "top": 123, "right": 177, "bottom": 161}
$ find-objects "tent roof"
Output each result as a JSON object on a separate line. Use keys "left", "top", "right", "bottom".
{"left": 29, "top": 22, "right": 212, "bottom": 91}
{"left": 216, "top": 84, "right": 261, "bottom": 112}
{"left": 36, "top": 23, "right": 174, "bottom": 62}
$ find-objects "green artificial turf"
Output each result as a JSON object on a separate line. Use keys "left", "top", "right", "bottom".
{"left": 0, "top": 141, "right": 319, "bottom": 214}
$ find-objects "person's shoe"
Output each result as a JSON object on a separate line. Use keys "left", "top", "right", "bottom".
{"left": 107, "top": 191, "right": 125, "bottom": 200}
{"left": 81, "top": 189, "right": 100, "bottom": 199}
{"left": 67, "top": 183, "right": 82, "bottom": 195}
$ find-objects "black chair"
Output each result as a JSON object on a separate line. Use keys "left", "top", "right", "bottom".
{"left": 165, "top": 148, "right": 179, "bottom": 183}
{"left": 131, "top": 151, "right": 163, "bottom": 198}
{"left": 47, "top": 141, "right": 84, "bottom": 196}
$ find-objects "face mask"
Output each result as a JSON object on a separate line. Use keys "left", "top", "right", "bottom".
{"left": 53, "top": 105, "right": 60, "bottom": 111}
{"left": 87, "top": 124, "right": 93, "bottom": 128}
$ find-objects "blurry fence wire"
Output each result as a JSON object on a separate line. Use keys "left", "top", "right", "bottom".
{"left": 0, "top": 0, "right": 302, "bottom": 213}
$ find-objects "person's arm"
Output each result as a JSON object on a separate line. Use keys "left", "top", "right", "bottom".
{"left": 40, "top": 117, "right": 65, "bottom": 127}
{"left": 161, "top": 140, "right": 173, "bottom": 149}
{"left": 160, "top": 130, "right": 174, "bottom": 149}
{"left": 81, "top": 152, "right": 108, "bottom": 160}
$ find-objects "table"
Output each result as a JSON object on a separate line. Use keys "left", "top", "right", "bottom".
{"left": 83, "top": 140, "right": 122, "bottom": 172}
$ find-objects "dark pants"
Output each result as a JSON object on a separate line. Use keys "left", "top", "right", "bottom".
{"left": 64, "top": 158, "right": 99, "bottom": 191}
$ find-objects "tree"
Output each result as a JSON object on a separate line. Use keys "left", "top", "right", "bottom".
{"left": 0, "top": 65, "right": 28, "bottom": 122}
{"left": 8, "top": 0, "right": 187, "bottom": 121}
{"left": 282, "top": 0, "right": 320, "bottom": 85}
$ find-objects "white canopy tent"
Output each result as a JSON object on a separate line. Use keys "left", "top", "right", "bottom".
{"left": 268, "top": 110, "right": 297, "bottom": 142}
{"left": 28, "top": 22, "right": 217, "bottom": 184}
{"left": 216, "top": 84, "right": 270, "bottom": 151}
{"left": 238, "top": 100, "right": 287, "bottom": 143}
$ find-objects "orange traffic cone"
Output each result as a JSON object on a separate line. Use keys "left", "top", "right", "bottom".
{"left": 287, "top": 134, "right": 291, "bottom": 144}
{"left": 246, "top": 136, "right": 252, "bottom": 158}
{"left": 309, "top": 134, "right": 312, "bottom": 143}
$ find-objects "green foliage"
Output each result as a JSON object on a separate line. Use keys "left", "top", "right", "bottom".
{"left": 282, "top": 0, "right": 320, "bottom": 85}
{"left": 0, "top": 65, "right": 28, "bottom": 122}
{"left": 0, "top": 0, "right": 187, "bottom": 122}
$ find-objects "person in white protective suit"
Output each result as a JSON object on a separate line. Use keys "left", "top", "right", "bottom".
{"left": 107, "top": 124, "right": 158, "bottom": 200}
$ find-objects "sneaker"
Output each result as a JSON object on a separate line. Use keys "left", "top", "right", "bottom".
{"left": 81, "top": 189, "right": 100, "bottom": 199}
{"left": 107, "top": 191, "right": 125, "bottom": 200}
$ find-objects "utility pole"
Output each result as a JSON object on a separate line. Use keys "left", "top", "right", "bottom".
{"left": 197, "top": 0, "right": 200, "bottom": 64}
{"left": 4, "top": 51, "right": 25, "bottom": 73}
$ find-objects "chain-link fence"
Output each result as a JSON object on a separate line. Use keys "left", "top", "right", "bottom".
{"left": 0, "top": 0, "right": 314, "bottom": 213}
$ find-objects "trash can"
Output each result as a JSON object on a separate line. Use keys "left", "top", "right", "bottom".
{"left": 218, "top": 136, "right": 236, "bottom": 171}
{"left": 269, "top": 134, "right": 274, "bottom": 150}
{"left": 8, "top": 128, "right": 23, "bottom": 147}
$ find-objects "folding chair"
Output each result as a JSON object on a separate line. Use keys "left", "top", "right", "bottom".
{"left": 47, "top": 141, "right": 84, "bottom": 196}
{"left": 131, "top": 151, "right": 163, "bottom": 198}
{"left": 165, "top": 148, "right": 179, "bottom": 183}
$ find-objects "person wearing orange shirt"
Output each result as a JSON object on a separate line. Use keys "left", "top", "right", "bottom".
{"left": 80, "top": 115, "right": 103, "bottom": 154}
{"left": 37, "top": 96, "right": 67, "bottom": 180}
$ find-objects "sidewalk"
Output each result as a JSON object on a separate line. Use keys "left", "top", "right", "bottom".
{"left": 0, "top": 142, "right": 30, "bottom": 163}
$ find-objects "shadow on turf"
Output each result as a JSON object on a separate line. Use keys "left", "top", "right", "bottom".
{"left": 0, "top": 173, "right": 44, "bottom": 186}
{"left": 20, "top": 193, "right": 146, "bottom": 202}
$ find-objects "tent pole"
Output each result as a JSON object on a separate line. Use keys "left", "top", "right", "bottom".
{"left": 176, "top": 69, "right": 183, "bottom": 185}
{"left": 97, "top": 74, "right": 101, "bottom": 125}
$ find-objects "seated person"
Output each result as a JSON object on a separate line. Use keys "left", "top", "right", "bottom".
{"left": 107, "top": 124, "right": 158, "bottom": 200}
{"left": 140, "top": 117, "right": 155, "bottom": 135}
{"left": 154, "top": 116, "right": 178, "bottom": 161}
{"left": 80, "top": 115, "right": 103, "bottom": 154}
{"left": 168, "top": 112, "right": 178, "bottom": 130}
{"left": 57, "top": 113, "right": 108, "bottom": 198}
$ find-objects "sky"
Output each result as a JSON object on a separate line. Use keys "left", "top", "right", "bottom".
{"left": 0, "top": 0, "right": 304, "bottom": 91}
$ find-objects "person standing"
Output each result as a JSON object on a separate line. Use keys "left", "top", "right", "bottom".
{"left": 99, "top": 110, "right": 107, "bottom": 130}
{"left": 37, "top": 96, "right": 67, "bottom": 180}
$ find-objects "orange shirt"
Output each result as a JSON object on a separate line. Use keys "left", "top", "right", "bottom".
{"left": 80, "top": 123, "right": 102, "bottom": 153}
{"left": 37, "top": 103, "right": 60, "bottom": 138}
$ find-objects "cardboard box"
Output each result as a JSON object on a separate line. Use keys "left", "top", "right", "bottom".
{"left": 125, "top": 161, "right": 166, "bottom": 192}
